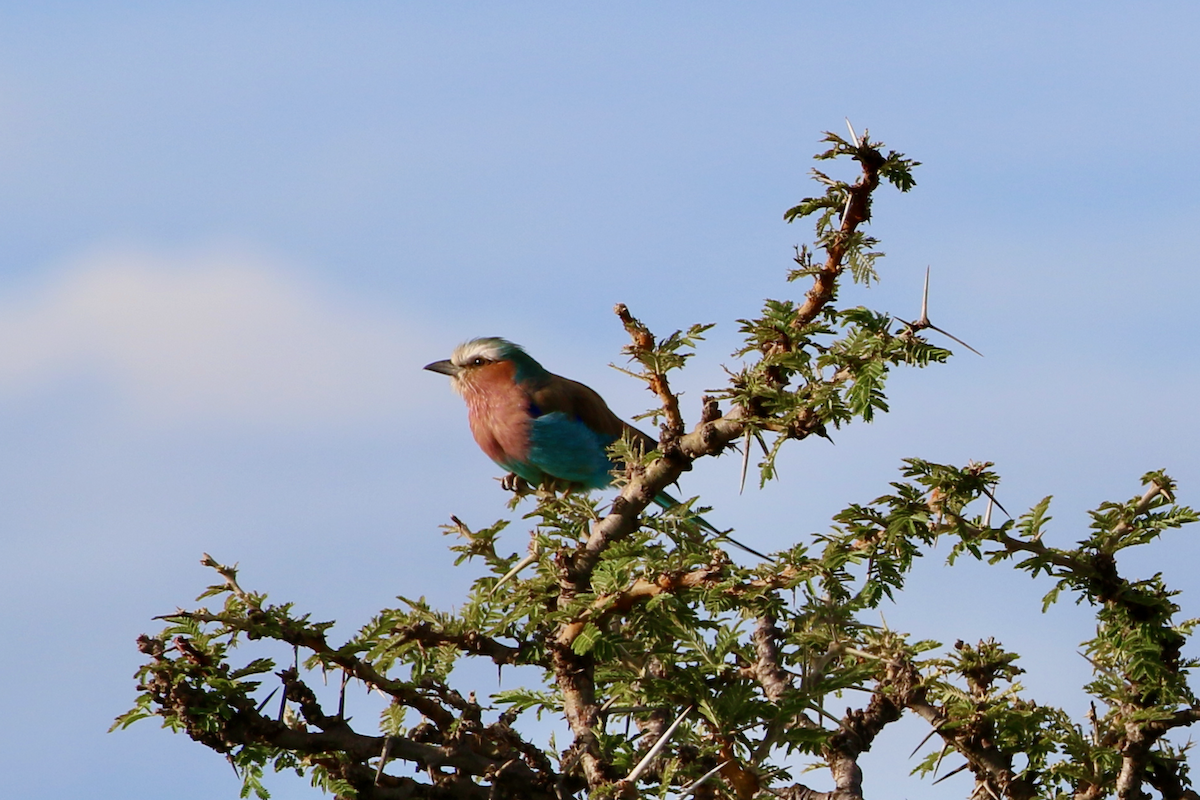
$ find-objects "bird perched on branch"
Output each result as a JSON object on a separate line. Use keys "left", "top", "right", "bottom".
{"left": 424, "top": 337, "right": 768, "bottom": 560}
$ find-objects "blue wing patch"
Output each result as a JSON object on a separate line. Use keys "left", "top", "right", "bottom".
{"left": 525, "top": 412, "right": 617, "bottom": 490}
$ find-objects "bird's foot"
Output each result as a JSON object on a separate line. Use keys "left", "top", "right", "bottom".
{"left": 500, "top": 473, "right": 532, "bottom": 494}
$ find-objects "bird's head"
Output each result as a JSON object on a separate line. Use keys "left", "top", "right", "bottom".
{"left": 424, "top": 337, "right": 549, "bottom": 394}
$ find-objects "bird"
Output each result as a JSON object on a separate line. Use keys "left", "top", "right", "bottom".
{"left": 424, "top": 337, "right": 769, "bottom": 560}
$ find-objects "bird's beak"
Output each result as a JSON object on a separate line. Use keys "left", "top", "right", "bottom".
{"left": 423, "top": 359, "right": 460, "bottom": 377}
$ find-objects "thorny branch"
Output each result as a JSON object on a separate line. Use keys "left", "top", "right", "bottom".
{"left": 161, "top": 609, "right": 461, "bottom": 730}
{"left": 123, "top": 130, "right": 946, "bottom": 800}
{"left": 792, "top": 142, "right": 885, "bottom": 328}
{"left": 616, "top": 302, "right": 686, "bottom": 437}
{"left": 121, "top": 128, "right": 1200, "bottom": 800}
{"left": 133, "top": 632, "right": 561, "bottom": 800}
{"left": 391, "top": 621, "right": 524, "bottom": 666}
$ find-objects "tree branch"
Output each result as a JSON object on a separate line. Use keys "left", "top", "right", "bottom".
{"left": 616, "top": 303, "right": 685, "bottom": 437}
{"left": 392, "top": 621, "right": 525, "bottom": 666}
{"left": 908, "top": 698, "right": 1035, "bottom": 800}
{"left": 139, "top": 641, "right": 560, "bottom": 799}
{"left": 166, "top": 610, "right": 459, "bottom": 731}
{"left": 791, "top": 144, "right": 885, "bottom": 329}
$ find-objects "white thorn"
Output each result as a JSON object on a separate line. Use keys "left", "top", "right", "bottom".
{"left": 845, "top": 117, "right": 860, "bottom": 147}
{"left": 983, "top": 493, "right": 994, "bottom": 528}
{"left": 491, "top": 550, "right": 538, "bottom": 596}
{"left": 680, "top": 761, "right": 729, "bottom": 798}
{"left": 739, "top": 429, "right": 751, "bottom": 495}
{"left": 920, "top": 266, "right": 931, "bottom": 324}
{"left": 842, "top": 646, "right": 884, "bottom": 662}
{"left": 625, "top": 705, "right": 692, "bottom": 784}
{"left": 374, "top": 736, "right": 394, "bottom": 785}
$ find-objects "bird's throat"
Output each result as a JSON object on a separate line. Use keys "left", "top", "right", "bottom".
{"left": 461, "top": 361, "right": 533, "bottom": 466}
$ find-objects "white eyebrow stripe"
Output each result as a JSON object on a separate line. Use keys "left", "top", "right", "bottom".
{"left": 450, "top": 339, "right": 506, "bottom": 367}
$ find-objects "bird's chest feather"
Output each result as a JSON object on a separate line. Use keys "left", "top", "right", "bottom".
{"left": 461, "top": 362, "right": 533, "bottom": 465}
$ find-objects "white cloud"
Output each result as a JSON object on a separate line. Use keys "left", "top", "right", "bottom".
{"left": 0, "top": 246, "right": 437, "bottom": 429}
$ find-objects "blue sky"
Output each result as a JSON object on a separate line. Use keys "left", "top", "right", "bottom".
{"left": 1, "top": 4, "right": 1198, "bottom": 798}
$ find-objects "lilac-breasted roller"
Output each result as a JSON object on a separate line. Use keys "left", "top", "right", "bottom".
{"left": 424, "top": 337, "right": 769, "bottom": 560}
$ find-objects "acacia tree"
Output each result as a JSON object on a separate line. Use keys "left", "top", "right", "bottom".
{"left": 117, "top": 128, "right": 1200, "bottom": 800}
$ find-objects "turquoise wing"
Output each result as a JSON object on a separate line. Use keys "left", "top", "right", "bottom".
{"left": 526, "top": 411, "right": 617, "bottom": 490}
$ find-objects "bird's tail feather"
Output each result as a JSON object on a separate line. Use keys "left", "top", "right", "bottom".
{"left": 652, "top": 491, "right": 772, "bottom": 561}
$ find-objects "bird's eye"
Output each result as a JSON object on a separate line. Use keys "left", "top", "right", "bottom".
{"left": 471, "top": 356, "right": 486, "bottom": 366}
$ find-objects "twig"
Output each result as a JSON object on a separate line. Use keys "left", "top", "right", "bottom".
{"left": 201, "top": 553, "right": 261, "bottom": 611}
{"left": 615, "top": 303, "right": 684, "bottom": 435}
{"left": 790, "top": 135, "right": 886, "bottom": 328}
